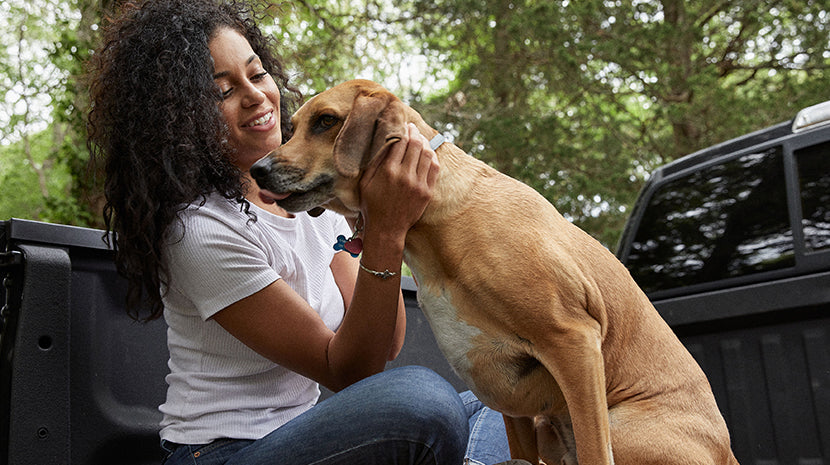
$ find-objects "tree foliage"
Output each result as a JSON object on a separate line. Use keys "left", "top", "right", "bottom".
{"left": 0, "top": 0, "right": 103, "bottom": 226}
{"left": 403, "top": 0, "right": 830, "bottom": 247}
{"left": 1, "top": 0, "right": 829, "bottom": 248}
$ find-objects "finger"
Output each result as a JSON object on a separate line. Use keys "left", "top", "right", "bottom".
{"left": 383, "top": 130, "right": 410, "bottom": 167}
{"left": 401, "top": 123, "right": 425, "bottom": 172}
{"left": 414, "top": 132, "right": 435, "bottom": 174}
{"left": 426, "top": 153, "right": 440, "bottom": 189}
{"left": 360, "top": 132, "right": 406, "bottom": 190}
{"left": 417, "top": 144, "right": 439, "bottom": 187}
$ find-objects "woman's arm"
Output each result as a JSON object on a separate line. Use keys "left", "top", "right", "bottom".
{"left": 212, "top": 124, "right": 437, "bottom": 392}
{"left": 330, "top": 251, "right": 406, "bottom": 361}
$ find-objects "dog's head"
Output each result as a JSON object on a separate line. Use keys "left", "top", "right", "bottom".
{"left": 250, "top": 79, "right": 414, "bottom": 217}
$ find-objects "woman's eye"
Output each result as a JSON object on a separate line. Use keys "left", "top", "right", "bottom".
{"left": 252, "top": 71, "right": 269, "bottom": 81}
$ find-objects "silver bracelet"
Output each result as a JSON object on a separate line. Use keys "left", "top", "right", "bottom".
{"left": 359, "top": 261, "right": 398, "bottom": 280}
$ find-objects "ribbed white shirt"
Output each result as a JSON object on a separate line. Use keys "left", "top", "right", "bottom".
{"left": 158, "top": 194, "right": 351, "bottom": 444}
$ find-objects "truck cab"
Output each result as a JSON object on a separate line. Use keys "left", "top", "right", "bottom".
{"left": 616, "top": 101, "right": 830, "bottom": 464}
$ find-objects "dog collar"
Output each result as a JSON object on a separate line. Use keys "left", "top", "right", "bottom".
{"left": 429, "top": 134, "right": 446, "bottom": 151}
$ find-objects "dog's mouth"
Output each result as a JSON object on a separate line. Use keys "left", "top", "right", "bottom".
{"left": 254, "top": 173, "right": 335, "bottom": 213}
{"left": 258, "top": 189, "right": 291, "bottom": 204}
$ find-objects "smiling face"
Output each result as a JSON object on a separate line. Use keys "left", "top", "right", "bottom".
{"left": 209, "top": 27, "right": 282, "bottom": 171}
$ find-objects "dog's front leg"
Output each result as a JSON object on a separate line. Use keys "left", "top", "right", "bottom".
{"left": 535, "top": 415, "right": 575, "bottom": 465}
{"left": 538, "top": 325, "right": 613, "bottom": 465}
{"left": 503, "top": 415, "right": 539, "bottom": 463}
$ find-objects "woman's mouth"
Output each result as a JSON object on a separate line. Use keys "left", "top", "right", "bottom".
{"left": 244, "top": 112, "right": 273, "bottom": 128}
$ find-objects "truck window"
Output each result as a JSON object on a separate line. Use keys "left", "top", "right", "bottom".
{"left": 626, "top": 146, "right": 794, "bottom": 293}
{"left": 795, "top": 140, "right": 830, "bottom": 252}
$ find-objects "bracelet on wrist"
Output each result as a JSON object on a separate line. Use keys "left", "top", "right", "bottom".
{"left": 359, "top": 261, "right": 399, "bottom": 280}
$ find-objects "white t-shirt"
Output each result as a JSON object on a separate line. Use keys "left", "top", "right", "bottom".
{"left": 158, "top": 193, "right": 351, "bottom": 444}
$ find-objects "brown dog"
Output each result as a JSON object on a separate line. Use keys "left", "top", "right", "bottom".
{"left": 250, "top": 79, "right": 739, "bottom": 465}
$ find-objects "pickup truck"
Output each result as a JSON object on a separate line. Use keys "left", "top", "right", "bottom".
{"left": 2, "top": 101, "right": 828, "bottom": 465}
{"left": 616, "top": 100, "right": 830, "bottom": 464}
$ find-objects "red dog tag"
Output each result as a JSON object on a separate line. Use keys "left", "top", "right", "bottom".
{"left": 343, "top": 237, "right": 363, "bottom": 255}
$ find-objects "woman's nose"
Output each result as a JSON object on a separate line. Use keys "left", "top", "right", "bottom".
{"left": 241, "top": 83, "right": 266, "bottom": 107}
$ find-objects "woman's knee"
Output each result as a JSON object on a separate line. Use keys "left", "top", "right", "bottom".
{"left": 235, "top": 367, "right": 469, "bottom": 465}
{"left": 397, "top": 366, "right": 468, "bottom": 463}
{"left": 387, "top": 366, "right": 466, "bottom": 419}
{"left": 353, "top": 366, "right": 469, "bottom": 463}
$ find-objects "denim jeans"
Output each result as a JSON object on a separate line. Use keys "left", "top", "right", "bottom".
{"left": 161, "top": 366, "right": 510, "bottom": 465}
{"left": 458, "top": 391, "right": 510, "bottom": 465}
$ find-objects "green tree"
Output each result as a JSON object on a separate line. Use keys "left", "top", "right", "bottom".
{"left": 263, "top": 0, "right": 434, "bottom": 97}
{"left": 0, "top": 1, "right": 65, "bottom": 212}
{"left": 50, "top": 0, "right": 106, "bottom": 227}
{"left": 406, "top": 0, "right": 830, "bottom": 248}
{"left": 0, "top": 0, "right": 103, "bottom": 226}
{"left": 0, "top": 130, "right": 72, "bottom": 221}
{"left": 2, "top": 0, "right": 829, "bottom": 248}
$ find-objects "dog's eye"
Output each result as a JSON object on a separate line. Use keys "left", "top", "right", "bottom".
{"left": 313, "top": 114, "right": 340, "bottom": 133}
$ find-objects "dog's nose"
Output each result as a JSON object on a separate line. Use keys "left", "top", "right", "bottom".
{"left": 249, "top": 156, "right": 272, "bottom": 181}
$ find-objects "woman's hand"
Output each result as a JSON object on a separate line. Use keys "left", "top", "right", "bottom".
{"left": 358, "top": 123, "right": 440, "bottom": 241}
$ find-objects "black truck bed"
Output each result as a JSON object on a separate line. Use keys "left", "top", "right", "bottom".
{"left": 0, "top": 218, "right": 464, "bottom": 465}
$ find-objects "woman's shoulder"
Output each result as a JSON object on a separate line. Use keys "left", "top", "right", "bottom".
{"left": 182, "top": 192, "right": 247, "bottom": 216}
{"left": 166, "top": 193, "right": 252, "bottom": 243}
{"left": 175, "top": 193, "right": 252, "bottom": 227}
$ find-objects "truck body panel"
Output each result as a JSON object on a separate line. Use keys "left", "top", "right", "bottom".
{"left": 0, "top": 219, "right": 463, "bottom": 465}
{"left": 617, "top": 104, "right": 830, "bottom": 464}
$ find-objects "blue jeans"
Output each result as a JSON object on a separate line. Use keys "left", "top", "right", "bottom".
{"left": 161, "top": 366, "right": 510, "bottom": 465}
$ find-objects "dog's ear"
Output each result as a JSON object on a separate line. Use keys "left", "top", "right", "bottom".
{"left": 333, "top": 91, "right": 406, "bottom": 178}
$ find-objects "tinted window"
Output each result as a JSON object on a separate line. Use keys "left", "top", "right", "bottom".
{"left": 796, "top": 141, "right": 830, "bottom": 252}
{"left": 626, "top": 147, "right": 794, "bottom": 293}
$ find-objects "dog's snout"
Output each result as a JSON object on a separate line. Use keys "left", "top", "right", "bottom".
{"left": 249, "top": 156, "right": 273, "bottom": 181}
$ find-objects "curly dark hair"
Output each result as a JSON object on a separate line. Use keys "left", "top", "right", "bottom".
{"left": 87, "top": 0, "right": 301, "bottom": 321}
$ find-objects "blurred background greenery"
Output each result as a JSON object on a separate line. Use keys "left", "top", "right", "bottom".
{"left": 1, "top": 0, "right": 828, "bottom": 250}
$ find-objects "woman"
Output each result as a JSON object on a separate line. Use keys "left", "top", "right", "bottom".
{"left": 86, "top": 0, "right": 512, "bottom": 464}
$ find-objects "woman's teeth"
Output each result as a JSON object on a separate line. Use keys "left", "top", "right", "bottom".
{"left": 245, "top": 112, "right": 271, "bottom": 127}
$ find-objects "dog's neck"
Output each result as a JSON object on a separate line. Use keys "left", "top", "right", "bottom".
{"left": 414, "top": 130, "right": 492, "bottom": 227}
